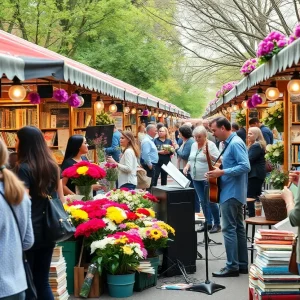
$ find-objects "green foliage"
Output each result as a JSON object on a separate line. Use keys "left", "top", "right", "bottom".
{"left": 96, "top": 111, "right": 114, "bottom": 125}
{"left": 265, "top": 169, "right": 288, "bottom": 190}
{"left": 236, "top": 110, "right": 246, "bottom": 127}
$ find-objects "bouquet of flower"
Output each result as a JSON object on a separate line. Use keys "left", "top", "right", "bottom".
{"left": 162, "top": 144, "right": 175, "bottom": 153}
{"left": 89, "top": 133, "right": 108, "bottom": 163}
{"left": 61, "top": 161, "right": 106, "bottom": 186}
{"left": 103, "top": 188, "right": 159, "bottom": 211}
{"left": 63, "top": 204, "right": 89, "bottom": 227}
{"left": 257, "top": 31, "right": 287, "bottom": 64}
{"left": 261, "top": 102, "right": 283, "bottom": 131}
{"left": 235, "top": 110, "right": 246, "bottom": 127}
{"left": 265, "top": 142, "right": 284, "bottom": 165}
{"left": 265, "top": 169, "right": 288, "bottom": 190}
{"left": 216, "top": 81, "right": 238, "bottom": 98}
{"left": 240, "top": 58, "right": 258, "bottom": 76}
{"left": 288, "top": 23, "right": 300, "bottom": 44}
{"left": 104, "top": 163, "right": 119, "bottom": 190}
{"left": 91, "top": 232, "right": 147, "bottom": 275}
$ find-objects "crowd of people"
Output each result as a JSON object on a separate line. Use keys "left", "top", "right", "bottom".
{"left": 2, "top": 113, "right": 300, "bottom": 299}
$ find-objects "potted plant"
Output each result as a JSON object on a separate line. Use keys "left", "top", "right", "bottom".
{"left": 261, "top": 102, "right": 284, "bottom": 132}
{"left": 90, "top": 232, "right": 147, "bottom": 298}
{"left": 265, "top": 169, "right": 289, "bottom": 190}
{"left": 61, "top": 161, "right": 106, "bottom": 200}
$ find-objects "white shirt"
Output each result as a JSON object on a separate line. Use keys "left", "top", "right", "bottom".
{"left": 188, "top": 141, "right": 220, "bottom": 181}
{"left": 118, "top": 148, "right": 138, "bottom": 187}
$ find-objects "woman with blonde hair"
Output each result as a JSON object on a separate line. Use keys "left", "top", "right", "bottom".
{"left": 107, "top": 131, "right": 139, "bottom": 189}
{"left": 247, "top": 127, "right": 266, "bottom": 217}
{"left": 0, "top": 138, "right": 34, "bottom": 300}
{"left": 153, "top": 126, "right": 173, "bottom": 186}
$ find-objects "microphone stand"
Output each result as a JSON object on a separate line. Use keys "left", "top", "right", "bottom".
{"left": 187, "top": 221, "right": 225, "bottom": 295}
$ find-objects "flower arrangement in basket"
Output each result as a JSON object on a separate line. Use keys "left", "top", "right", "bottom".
{"left": 105, "top": 163, "right": 119, "bottom": 190}
{"left": 240, "top": 58, "right": 258, "bottom": 76}
{"left": 261, "top": 102, "right": 283, "bottom": 132}
{"left": 104, "top": 188, "right": 159, "bottom": 211}
{"left": 235, "top": 110, "right": 246, "bottom": 127}
{"left": 265, "top": 142, "right": 284, "bottom": 165}
{"left": 61, "top": 161, "right": 106, "bottom": 200}
{"left": 257, "top": 31, "right": 287, "bottom": 64}
{"left": 265, "top": 169, "right": 289, "bottom": 190}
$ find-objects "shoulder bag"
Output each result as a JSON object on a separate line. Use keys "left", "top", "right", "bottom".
{"left": 137, "top": 167, "right": 151, "bottom": 189}
{"left": 45, "top": 193, "right": 76, "bottom": 243}
{"left": 0, "top": 191, "right": 37, "bottom": 300}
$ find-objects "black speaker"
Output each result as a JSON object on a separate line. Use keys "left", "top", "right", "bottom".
{"left": 152, "top": 186, "right": 197, "bottom": 276}
{"left": 37, "top": 85, "right": 53, "bottom": 98}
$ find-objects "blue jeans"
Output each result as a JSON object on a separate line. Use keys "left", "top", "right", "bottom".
{"left": 185, "top": 173, "right": 200, "bottom": 212}
{"left": 193, "top": 180, "right": 220, "bottom": 226}
{"left": 25, "top": 246, "right": 54, "bottom": 300}
{"left": 120, "top": 183, "right": 136, "bottom": 190}
{"left": 220, "top": 198, "right": 248, "bottom": 271}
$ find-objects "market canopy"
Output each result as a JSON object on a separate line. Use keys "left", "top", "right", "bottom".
{"left": 0, "top": 30, "right": 190, "bottom": 117}
{"left": 204, "top": 38, "right": 300, "bottom": 117}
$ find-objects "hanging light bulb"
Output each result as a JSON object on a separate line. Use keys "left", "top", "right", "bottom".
{"left": 227, "top": 106, "right": 232, "bottom": 113}
{"left": 288, "top": 71, "right": 300, "bottom": 96}
{"left": 222, "top": 108, "right": 227, "bottom": 115}
{"left": 242, "top": 96, "right": 248, "bottom": 109}
{"left": 94, "top": 96, "right": 104, "bottom": 112}
{"left": 8, "top": 77, "right": 26, "bottom": 102}
{"left": 158, "top": 112, "right": 163, "bottom": 117}
{"left": 131, "top": 107, "right": 137, "bottom": 114}
{"left": 232, "top": 102, "right": 239, "bottom": 111}
{"left": 109, "top": 101, "right": 117, "bottom": 113}
{"left": 266, "top": 81, "right": 280, "bottom": 101}
{"left": 77, "top": 96, "right": 85, "bottom": 107}
{"left": 257, "top": 87, "right": 266, "bottom": 104}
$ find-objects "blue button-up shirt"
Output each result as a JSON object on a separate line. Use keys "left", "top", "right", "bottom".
{"left": 220, "top": 132, "right": 250, "bottom": 205}
{"left": 105, "top": 130, "right": 121, "bottom": 162}
{"left": 141, "top": 134, "right": 159, "bottom": 166}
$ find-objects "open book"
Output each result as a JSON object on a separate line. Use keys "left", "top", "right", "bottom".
{"left": 161, "top": 162, "right": 190, "bottom": 188}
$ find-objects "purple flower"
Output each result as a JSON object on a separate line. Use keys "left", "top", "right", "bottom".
{"left": 251, "top": 94, "right": 262, "bottom": 106}
{"left": 142, "top": 109, "right": 149, "bottom": 116}
{"left": 240, "top": 58, "right": 257, "bottom": 75}
{"left": 256, "top": 31, "right": 287, "bottom": 57}
{"left": 216, "top": 81, "right": 238, "bottom": 98}
{"left": 247, "top": 98, "right": 254, "bottom": 108}
{"left": 119, "top": 224, "right": 127, "bottom": 229}
{"left": 288, "top": 24, "right": 300, "bottom": 45}
{"left": 68, "top": 93, "right": 81, "bottom": 107}
{"left": 277, "top": 39, "right": 287, "bottom": 48}
{"left": 53, "top": 89, "right": 68, "bottom": 103}
{"left": 28, "top": 92, "right": 41, "bottom": 104}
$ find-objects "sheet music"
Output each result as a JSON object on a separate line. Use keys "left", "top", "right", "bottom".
{"left": 161, "top": 162, "right": 190, "bottom": 188}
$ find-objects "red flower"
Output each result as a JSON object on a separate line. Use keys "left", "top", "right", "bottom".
{"left": 75, "top": 219, "right": 106, "bottom": 238}
{"left": 61, "top": 166, "right": 79, "bottom": 178}
{"left": 86, "top": 164, "right": 106, "bottom": 179}
{"left": 88, "top": 209, "right": 107, "bottom": 219}
{"left": 108, "top": 232, "right": 144, "bottom": 248}
{"left": 136, "top": 208, "right": 150, "bottom": 216}
{"left": 75, "top": 161, "right": 90, "bottom": 167}
{"left": 143, "top": 193, "right": 159, "bottom": 203}
{"left": 126, "top": 212, "right": 139, "bottom": 220}
{"left": 120, "top": 187, "right": 130, "bottom": 191}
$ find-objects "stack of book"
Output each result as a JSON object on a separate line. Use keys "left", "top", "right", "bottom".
{"left": 249, "top": 229, "right": 300, "bottom": 299}
{"left": 49, "top": 247, "right": 69, "bottom": 300}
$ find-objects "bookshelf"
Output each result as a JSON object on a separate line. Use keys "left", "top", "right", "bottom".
{"left": 290, "top": 103, "right": 300, "bottom": 167}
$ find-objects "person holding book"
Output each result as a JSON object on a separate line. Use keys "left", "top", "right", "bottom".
{"left": 183, "top": 125, "right": 221, "bottom": 231}
{"left": 0, "top": 139, "right": 34, "bottom": 300}
{"left": 282, "top": 171, "right": 300, "bottom": 273}
{"left": 106, "top": 131, "right": 139, "bottom": 189}
{"left": 61, "top": 135, "right": 103, "bottom": 195}
{"left": 247, "top": 127, "right": 266, "bottom": 217}
{"left": 15, "top": 126, "right": 65, "bottom": 300}
{"left": 153, "top": 126, "right": 173, "bottom": 186}
{"left": 207, "top": 117, "right": 250, "bottom": 277}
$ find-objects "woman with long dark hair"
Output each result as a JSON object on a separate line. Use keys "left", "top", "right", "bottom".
{"left": 15, "top": 126, "right": 64, "bottom": 300}
{"left": 61, "top": 135, "right": 103, "bottom": 195}
{"left": 107, "top": 131, "right": 140, "bottom": 189}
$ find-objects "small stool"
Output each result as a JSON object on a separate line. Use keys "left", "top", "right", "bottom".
{"left": 244, "top": 198, "right": 256, "bottom": 219}
{"left": 245, "top": 216, "right": 277, "bottom": 263}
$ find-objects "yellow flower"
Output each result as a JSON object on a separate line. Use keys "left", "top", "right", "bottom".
{"left": 122, "top": 245, "right": 133, "bottom": 255}
{"left": 115, "top": 237, "right": 128, "bottom": 244}
{"left": 150, "top": 229, "right": 163, "bottom": 240}
{"left": 64, "top": 205, "right": 79, "bottom": 213}
{"left": 146, "top": 208, "right": 155, "bottom": 218}
{"left": 77, "top": 166, "right": 88, "bottom": 175}
{"left": 125, "top": 222, "right": 139, "bottom": 229}
{"left": 157, "top": 221, "right": 175, "bottom": 235}
{"left": 70, "top": 209, "right": 88, "bottom": 221}
{"left": 106, "top": 207, "right": 126, "bottom": 224}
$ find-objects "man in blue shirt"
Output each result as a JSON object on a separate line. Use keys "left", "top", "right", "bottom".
{"left": 105, "top": 125, "right": 121, "bottom": 162}
{"left": 207, "top": 117, "right": 250, "bottom": 277}
{"left": 249, "top": 118, "right": 273, "bottom": 145}
{"left": 141, "top": 124, "right": 159, "bottom": 187}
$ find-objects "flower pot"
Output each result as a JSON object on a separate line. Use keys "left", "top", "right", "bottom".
{"left": 75, "top": 185, "right": 93, "bottom": 201}
{"left": 134, "top": 256, "right": 159, "bottom": 291}
{"left": 107, "top": 273, "right": 135, "bottom": 298}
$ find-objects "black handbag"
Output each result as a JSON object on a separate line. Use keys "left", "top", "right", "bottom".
{"left": 45, "top": 193, "right": 76, "bottom": 243}
{"left": 0, "top": 191, "right": 37, "bottom": 300}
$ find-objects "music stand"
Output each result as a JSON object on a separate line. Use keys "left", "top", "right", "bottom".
{"left": 186, "top": 221, "right": 225, "bottom": 295}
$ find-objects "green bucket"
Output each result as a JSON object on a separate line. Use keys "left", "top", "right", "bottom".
{"left": 107, "top": 273, "right": 135, "bottom": 298}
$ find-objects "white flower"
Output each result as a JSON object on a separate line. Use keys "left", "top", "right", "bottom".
{"left": 266, "top": 144, "right": 273, "bottom": 152}
{"left": 273, "top": 150, "right": 280, "bottom": 157}
{"left": 90, "top": 237, "right": 115, "bottom": 254}
{"left": 103, "top": 218, "right": 117, "bottom": 231}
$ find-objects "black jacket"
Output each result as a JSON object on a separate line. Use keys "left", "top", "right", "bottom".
{"left": 248, "top": 142, "right": 266, "bottom": 180}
